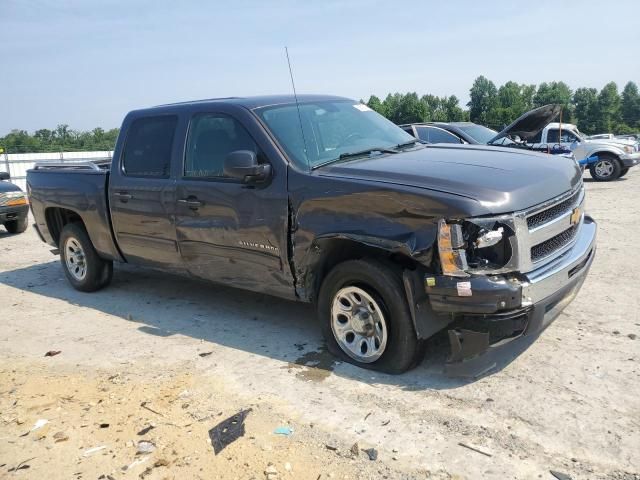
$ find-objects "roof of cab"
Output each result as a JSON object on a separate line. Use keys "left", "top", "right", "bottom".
{"left": 154, "top": 94, "right": 352, "bottom": 110}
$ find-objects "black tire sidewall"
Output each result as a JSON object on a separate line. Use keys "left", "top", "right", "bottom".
{"left": 318, "top": 259, "right": 420, "bottom": 374}
{"left": 59, "top": 223, "right": 111, "bottom": 292}
{"left": 589, "top": 155, "right": 621, "bottom": 181}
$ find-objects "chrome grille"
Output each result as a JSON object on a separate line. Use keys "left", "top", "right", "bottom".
{"left": 530, "top": 225, "right": 579, "bottom": 262}
{"left": 527, "top": 189, "right": 581, "bottom": 229}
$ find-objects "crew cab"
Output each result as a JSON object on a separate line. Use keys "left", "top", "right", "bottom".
{"left": 529, "top": 123, "right": 640, "bottom": 181}
{"left": 0, "top": 171, "right": 29, "bottom": 234}
{"left": 27, "top": 95, "right": 597, "bottom": 374}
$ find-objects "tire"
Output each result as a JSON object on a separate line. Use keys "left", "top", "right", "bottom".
{"left": 4, "top": 215, "right": 28, "bottom": 234}
{"left": 318, "top": 259, "right": 422, "bottom": 374}
{"left": 59, "top": 222, "right": 113, "bottom": 292}
{"left": 619, "top": 167, "right": 630, "bottom": 178}
{"left": 589, "top": 154, "right": 622, "bottom": 181}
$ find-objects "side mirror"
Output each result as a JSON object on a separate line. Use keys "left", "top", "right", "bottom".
{"left": 0, "top": 172, "right": 10, "bottom": 181}
{"left": 224, "top": 150, "right": 271, "bottom": 183}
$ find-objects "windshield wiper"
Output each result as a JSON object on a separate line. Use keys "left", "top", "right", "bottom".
{"left": 395, "top": 139, "right": 426, "bottom": 149}
{"left": 311, "top": 147, "right": 398, "bottom": 170}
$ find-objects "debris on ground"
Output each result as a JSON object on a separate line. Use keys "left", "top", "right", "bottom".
{"left": 21, "top": 418, "right": 48, "bottom": 436}
{"left": 264, "top": 462, "right": 278, "bottom": 479}
{"left": 208, "top": 408, "right": 252, "bottom": 454}
{"left": 350, "top": 442, "right": 359, "bottom": 457}
{"left": 137, "top": 425, "right": 155, "bottom": 436}
{"left": 83, "top": 445, "right": 107, "bottom": 457}
{"left": 136, "top": 440, "right": 156, "bottom": 455}
{"left": 99, "top": 423, "right": 109, "bottom": 428}
{"left": 628, "top": 334, "right": 637, "bottom": 340}
{"left": 122, "top": 457, "right": 148, "bottom": 471}
{"left": 458, "top": 442, "right": 492, "bottom": 457}
{"left": 273, "top": 426, "right": 293, "bottom": 436}
{"left": 44, "top": 350, "right": 61, "bottom": 357}
{"left": 199, "top": 351, "right": 213, "bottom": 357}
{"left": 325, "top": 443, "right": 338, "bottom": 451}
{"left": 550, "top": 471, "right": 573, "bottom": 480}
{"left": 140, "top": 401, "right": 163, "bottom": 416}
{"left": 364, "top": 447, "right": 378, "bottom": 461}
{"left": 7, "top": 458, "right": 34, "bottom": 473}
{"left": 53, "top": 431, "right": 68, "bottom": 442}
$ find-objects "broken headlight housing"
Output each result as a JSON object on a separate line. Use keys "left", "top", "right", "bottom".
{"left": 437, "top": 219, "right": 516, "bottom": 277}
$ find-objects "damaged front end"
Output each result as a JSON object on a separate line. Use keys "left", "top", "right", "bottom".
{"left": 406, "top": 190, "right": 597, "bottom": 376}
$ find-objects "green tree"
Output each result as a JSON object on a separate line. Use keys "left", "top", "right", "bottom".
{"left": 595, "top": 82, "right": 621, "bottom": 133}
{"left": 467, "top": 76, "right": 498, "bottom": 126}
{"left": 621, "top": 81, "right": 640, "bottom": 129}
{"left": 366, "top": 95, "right": 386, "bottom": 116}
{"left": 573, "top": 88, "right": 598, "bottom": 134}
{"left": 533, "top": 81, "right": 572, "bottom": 121}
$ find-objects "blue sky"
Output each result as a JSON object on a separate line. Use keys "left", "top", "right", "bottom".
{"left": 1, "top": 0, "right": 639, "bottom": 134}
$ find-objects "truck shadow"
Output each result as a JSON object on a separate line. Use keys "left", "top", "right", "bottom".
{"left": 0, "top": 261, "right": 535, "bottom": 390}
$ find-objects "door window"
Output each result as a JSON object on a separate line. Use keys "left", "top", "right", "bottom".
{"left": 122, "top": 116, "right": 177, "bottom": 177}
{"left": 415, "top": 126, "right": 462, "bottom": 144}
{"left": 185, "top": 114, "right": 259, "bottom": 178}
{"left": 546, "top": 129, "right": 579, "bottom": 143}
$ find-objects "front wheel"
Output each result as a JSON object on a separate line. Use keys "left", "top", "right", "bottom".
{"left": 59, "top": 223, "right": 113, "bottom": 292}
{"left": 589, "top": 155, "right": 621, "bottom": 181}
{"left": 318, "top": 259, "right": 422, "bottom": 374}
{"left": 619, "top": 167, "right": 630, "bottom": 178}
{"left": 4, "top": 215, "right": 28, "bottom": 234}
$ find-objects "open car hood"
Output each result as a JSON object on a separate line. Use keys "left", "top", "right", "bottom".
{"left": 488, "top": 104, "right": 561, "bottom": 144}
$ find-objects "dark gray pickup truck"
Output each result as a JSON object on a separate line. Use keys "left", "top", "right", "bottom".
{"left": 27, "top": 95, "right": 597, "bottom": 373}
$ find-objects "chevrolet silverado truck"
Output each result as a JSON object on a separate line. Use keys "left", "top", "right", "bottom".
{"left": 26, "top": 95, "right": 597, "bottom": 374}
{"left": 0, "top": 171, "right": 29, "bottom": 234}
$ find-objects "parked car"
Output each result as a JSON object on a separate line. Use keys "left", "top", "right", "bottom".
{"left": 0, "top": 171, "right": 29, "bottom": 234}
{"left": 27, "top": 95, "right": 596, "bottom": 374}
{"left": 402, "top": 105, "right": 640, "bottom": 181}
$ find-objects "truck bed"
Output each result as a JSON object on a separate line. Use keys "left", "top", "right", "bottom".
{"left": 27, "top": 162, "right": 122, "bottom": 261}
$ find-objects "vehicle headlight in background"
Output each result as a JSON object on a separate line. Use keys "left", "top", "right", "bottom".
{"left": 623, "top": 145, "right": 634, "bottom": 154}
{"left": 0, "top": 191, "right": 28, "bottom": 207}
{"left": 437, "top": 219, "right": 515, "bottom": 276}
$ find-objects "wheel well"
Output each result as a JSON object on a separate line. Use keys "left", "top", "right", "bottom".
{"left": 45, "top": 208, "right": 84, "bottom": 247}
{"left": 308, "top": 238, "right": 425, "bottom": 302}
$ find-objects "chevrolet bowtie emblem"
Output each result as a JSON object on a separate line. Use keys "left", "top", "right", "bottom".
{"left": 570, "top": 207, "right": 582, "bottom": 226}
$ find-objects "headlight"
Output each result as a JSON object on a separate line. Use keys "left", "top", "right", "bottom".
{"left": 0, "top": 191, "right": 28, "bottom": 207}
{"left": 624, "top": 145, "right": 634, "bottom": 154}
{"left": 437, "top": 219, "right": 515, "bottom": 276}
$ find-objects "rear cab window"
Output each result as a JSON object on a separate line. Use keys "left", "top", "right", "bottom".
{"left": 122, "top": 116, "right": 178, "bottom": 177}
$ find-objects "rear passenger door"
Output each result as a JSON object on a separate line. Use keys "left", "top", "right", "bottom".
{"left": 109, "top": 115, "right": 182, "bottom": 266}
{"left": 174, "top": 110, "right": 292, "bottom": 297}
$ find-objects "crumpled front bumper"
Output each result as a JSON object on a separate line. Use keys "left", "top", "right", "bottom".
{"left": 620, "top": 151, "right": 640, "bottom": 168}
{"left": 425, "top": 216, "right": 597, "bottom": 377}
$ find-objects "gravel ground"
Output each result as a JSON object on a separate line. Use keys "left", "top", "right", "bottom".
{"left": 0, "top": 169, "right": 639, "bottom": 479}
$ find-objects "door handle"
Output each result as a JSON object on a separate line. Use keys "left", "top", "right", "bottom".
{"left": 113, "top": 192, "right": 132, "bottom": 201}
{"left": 178, "top": 198, "right": 203, "bottom": 209}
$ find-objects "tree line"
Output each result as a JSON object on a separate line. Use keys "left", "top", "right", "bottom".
{"left": 2, "top": 77, "right": 639, "bottom": 153}
{"left": 0, "top": 125, "right": 119, "bottom": 154}
{"left": 366, "top": 77, "right": 640, "bottom": 135}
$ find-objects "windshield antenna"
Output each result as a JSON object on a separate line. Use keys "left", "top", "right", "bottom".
{"left": 285, "top": 46, "right": 309, "bottom": 164}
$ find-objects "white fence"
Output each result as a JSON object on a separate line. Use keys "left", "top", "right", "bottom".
{"left": 2, "top": 151, "right": 113, "bottom": 190}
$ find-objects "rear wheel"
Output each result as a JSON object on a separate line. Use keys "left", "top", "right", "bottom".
{"left": 318, "top": 259, "right": 422, "bottom": 374}
{"left": 59, "top": 223, "right": 113, "bottom": 292}
{"left": 589, "top": 154, "right": 621, "bottom": 181}
{"left": 4, "top": 215, "right": 28, "bottom": 234}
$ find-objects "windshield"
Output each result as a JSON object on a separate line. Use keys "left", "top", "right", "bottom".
{"left": 458, "top": 124, "right": 499, "bottom": 144}
{"left": 255, "top": 100, "right": 416, "bottom": 169}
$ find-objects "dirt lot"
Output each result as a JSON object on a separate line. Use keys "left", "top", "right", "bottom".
{"left": 1, "top": 170, "right": 639, "bottom": 480}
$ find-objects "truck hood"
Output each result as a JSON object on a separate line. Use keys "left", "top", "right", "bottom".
{"left": 317, "top": 144, "right": 582, "bottom": 214}
{"left": 488, "top": 104, "right": 561, "bottom": 144}
{"left": 585, "top": 138, "right": 636, "bottom": 148}
{"left": 0, "top": 180, "right": 22, "bottom": 193}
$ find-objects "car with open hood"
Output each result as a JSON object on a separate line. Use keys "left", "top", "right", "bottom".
{"left": 26, "top": 95, "right": 596, "bottom": 375}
